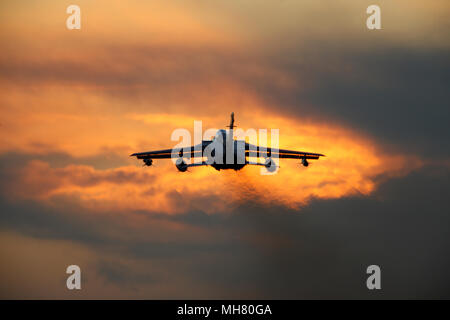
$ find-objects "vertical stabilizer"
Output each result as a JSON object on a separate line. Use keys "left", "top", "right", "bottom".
{"left": 228, "top": 112, "right": 236, "bottom": 129}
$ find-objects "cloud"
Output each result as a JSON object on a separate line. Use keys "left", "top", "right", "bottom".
{"left": 259, "top": 46, "right": 450, "bottom": 158}
{"left": 1, "top": 164, "right": 449, "bottom": 298}
{"left": 2, "top": 36, "right": 448, "bottom": 160}
{"left": 0, "top": 113, "right": 419, "bottom": 214}
{"left": 1, "top": 0, "right": 449, "bottom": 299}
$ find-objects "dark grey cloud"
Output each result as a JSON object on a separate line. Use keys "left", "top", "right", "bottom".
{"left": 0, "top": 195, "right": 107, "bottom": 246}
{"left": 260, "top": 46, "right": 450, "bottom": 159}
{"left": 2, "top": 42, "right": 448, "bottom": 158}
{"left": 1, "top": 161, "right": 449, "bottom": 298}
{"left": 230, "top": 165, "right": 450, "bottom": 299}
{"left": 0, "top": 151, "right": 129, "bottom": 170}
{"left": 96, "top": 260, "right": 156, "bottom": 288}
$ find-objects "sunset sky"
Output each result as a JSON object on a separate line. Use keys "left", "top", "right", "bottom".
{"left": 1, "top": 0, "right": 449, "bottom": 298}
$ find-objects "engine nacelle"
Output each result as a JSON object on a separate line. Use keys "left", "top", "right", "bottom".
{"left": 264, "top": 157, "right": 277, "bottom": 173}
{"left": 175, "top": 158, "right": 188, "bottom": 172}
{"left": 143, "top": 158, "right": 153, "bottom": 166}
{"left": 301, "top": 158, "right": 309, "bottom": 167}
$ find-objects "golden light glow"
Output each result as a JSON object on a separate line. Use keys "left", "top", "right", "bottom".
{"left": 0, "top": 0, "right": 428, "bottom": 215}
{"left": 3, "top": 111, "right": 421, "bottom": 214}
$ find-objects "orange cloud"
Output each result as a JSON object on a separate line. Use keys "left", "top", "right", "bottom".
{"left": 0, "top": 0, "right": 427, "bottom": 215}
{"left": 3, "top": 112, "right": 421, "bottom": 214}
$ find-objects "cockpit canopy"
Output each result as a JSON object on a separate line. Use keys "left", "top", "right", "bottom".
{"left": 214, "top": 129, "right": 227, "bottom": 142}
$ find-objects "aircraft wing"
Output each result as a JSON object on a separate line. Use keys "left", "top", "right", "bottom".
{"left": 245, "top": 143, "right": 325, "bottom": 159}
{"left": 130, "top": 141, "right": 212, "bottom": 159}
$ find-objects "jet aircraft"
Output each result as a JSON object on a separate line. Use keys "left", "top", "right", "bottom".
{"left": 131, "top": 113, "right": 324, "bottom": 172}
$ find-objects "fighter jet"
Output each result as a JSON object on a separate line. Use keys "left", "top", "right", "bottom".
{"left": 131, "top": 113, "right": 324, "bottom": 172}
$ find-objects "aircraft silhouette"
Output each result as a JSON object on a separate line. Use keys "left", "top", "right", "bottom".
{"left": 131, "top": 113, "right": 324, "bottom": 172}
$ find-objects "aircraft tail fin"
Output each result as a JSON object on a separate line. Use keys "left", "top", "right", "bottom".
{"left": 227, "top": 112, "right": 236, "bottom": 129}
